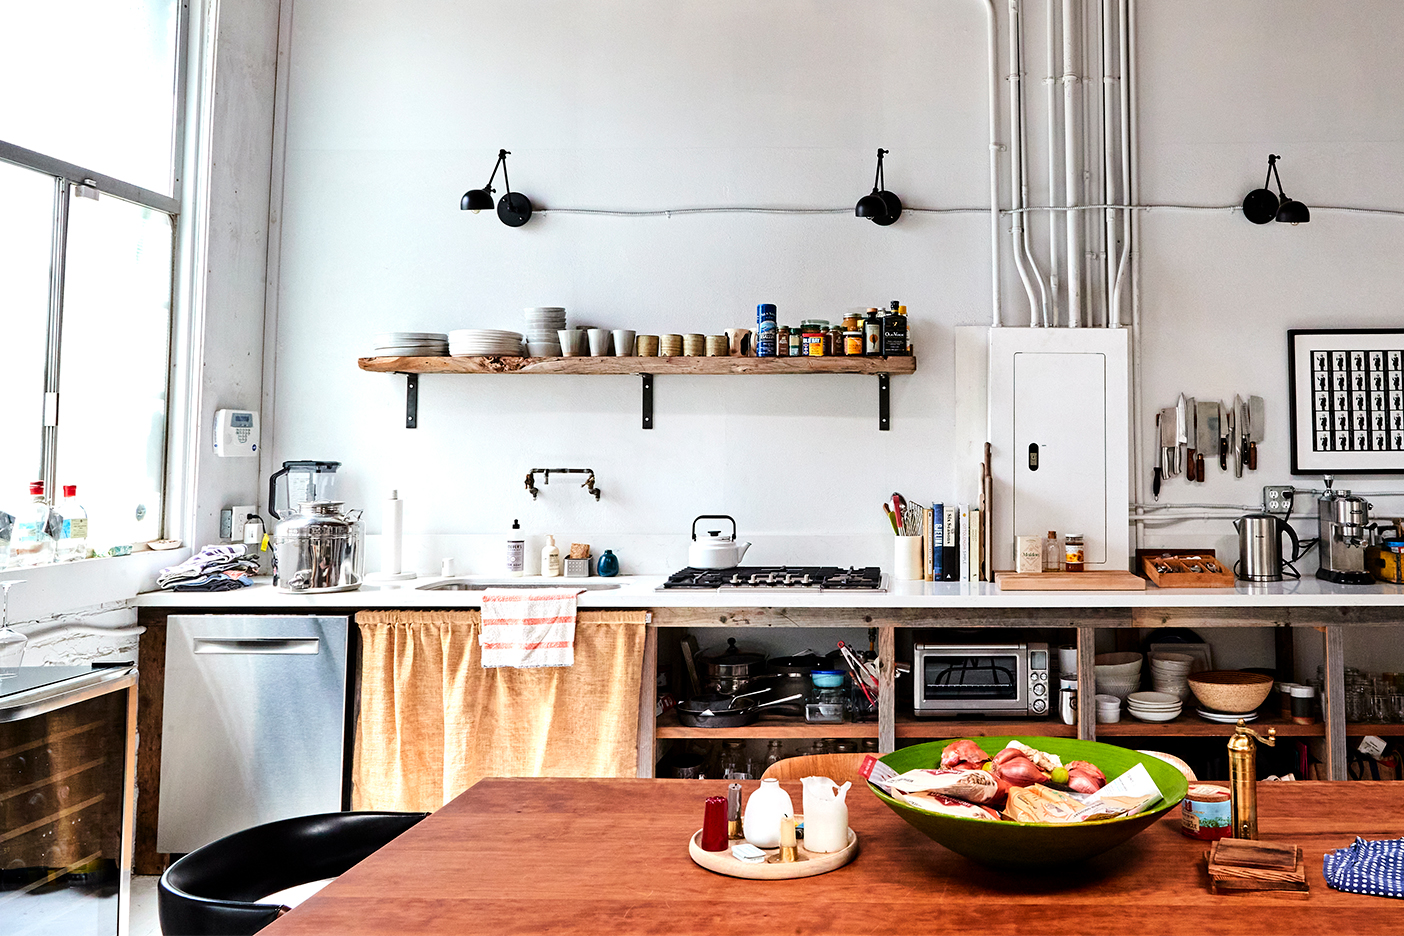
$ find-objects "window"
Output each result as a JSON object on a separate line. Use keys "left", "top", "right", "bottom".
{"left": 0, "top": 0, "right": 184, "bottom": 561}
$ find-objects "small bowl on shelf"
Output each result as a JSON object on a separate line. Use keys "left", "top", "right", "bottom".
{"left": 1186, "top": 670, "right": 1274, "bottom": 715}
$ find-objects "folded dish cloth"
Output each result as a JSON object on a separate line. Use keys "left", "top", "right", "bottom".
{"left": 479, "top": 588, "right": 584, "bottom": 668}
{"left": 1324, "top": 836, "right": 1404, "bottom": 898}
{"left": 158, "top": 545, "right": 258, "bottom": 591}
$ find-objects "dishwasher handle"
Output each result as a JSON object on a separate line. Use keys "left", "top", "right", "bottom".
{"left": 192, "top": 637, "right": 321, "bottom": 655}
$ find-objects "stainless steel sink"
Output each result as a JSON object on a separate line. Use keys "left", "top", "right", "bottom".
{"left": 416, "top": 579, "right": 622, "bottom": 591}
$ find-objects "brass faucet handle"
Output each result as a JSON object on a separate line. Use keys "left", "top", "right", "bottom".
{"left": 1234, "top": 719, "right": 1277, "bottom": 747}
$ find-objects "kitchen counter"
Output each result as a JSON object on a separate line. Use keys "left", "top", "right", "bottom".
{"left": 134, "top": 573, "right": 1404, "bottom": 610}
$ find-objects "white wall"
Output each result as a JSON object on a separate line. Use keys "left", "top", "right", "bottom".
{"left": 271, "top": 0, "right": 1404, "bottom": 588}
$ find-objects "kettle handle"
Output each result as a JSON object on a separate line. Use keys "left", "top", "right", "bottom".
{"left": 1278, "top": 516, "right": 1302, "bottom": 563}
{"left": 692, "top": 515, "right": 737, "bottom": 541}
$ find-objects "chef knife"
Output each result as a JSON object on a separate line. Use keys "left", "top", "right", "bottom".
{"left": 1195, "top": 400, "right": 1218, "bottom": 481}
{"left": 1215, "top": 401, "right": 1228, "bottom": 472}
{"left": 1227, "top": 397, "right": 1239, "bottom": 476}
{"left": 1185, "top": 396, "right": 1198, "bottom": 481}
{"left": 1175, "top": 393, "right": 1188, "bottom": 477}
{"left": 1159, "top": 405, "right": 1177, "bottom": 486}
{"left": 1153, "top": 411, "right": 1162, "bottom": 499}
{"left": 1248, "top": 394, "right": 1266, "bottom": 470}
{"left": 1234, "top": 395, "right": 1247, "bottom": 478}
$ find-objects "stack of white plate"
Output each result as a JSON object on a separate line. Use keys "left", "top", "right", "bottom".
{"left": 524, "top": 307, "right": 566, "bottom": 356}
{"left": 448, "top": 329, "right": 525, "bottom": 357}
{"left": 372, "top": 332, "right": 448, "bottom": 356}
{"left": 1197, "top": 707, "right": 1258, "bottom": 724}
{"left": 1126, "top": 690, "right": 1183, "bottom": 723}
{"left": 1149, "top": 652, "right": 1195, "bottom": 702}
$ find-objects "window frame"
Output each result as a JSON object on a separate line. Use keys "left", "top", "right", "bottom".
{"left": 0, "top": 0, "right": 188, "bottom": 539}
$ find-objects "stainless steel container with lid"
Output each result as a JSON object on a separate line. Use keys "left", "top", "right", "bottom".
{"left": 271, "top": 501, "right": 364, "bottom": 593}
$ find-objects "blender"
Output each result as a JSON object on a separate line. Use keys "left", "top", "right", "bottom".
{"left": 268, "top": 461, "right": 342, "bottom": 521}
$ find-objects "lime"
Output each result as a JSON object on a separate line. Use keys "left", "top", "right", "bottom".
{"left": 1050, "top": 766, "right": 1069, "bottom": 785}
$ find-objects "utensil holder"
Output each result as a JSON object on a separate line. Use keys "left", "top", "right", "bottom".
{"left": 893, "top": 535, "right": 922, "bottom": 581}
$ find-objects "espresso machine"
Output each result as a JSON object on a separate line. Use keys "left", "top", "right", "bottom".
{"left": 1316, "top": 478, "right": 1376, "bottom": 585}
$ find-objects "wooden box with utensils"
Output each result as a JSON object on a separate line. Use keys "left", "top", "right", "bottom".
{"left": 1143, "top": 554, "right": 1237, "bottom": 588}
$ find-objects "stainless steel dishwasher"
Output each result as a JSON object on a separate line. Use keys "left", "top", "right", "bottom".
{"left": 157, "top": 615, "right": 349, "bottom": 854}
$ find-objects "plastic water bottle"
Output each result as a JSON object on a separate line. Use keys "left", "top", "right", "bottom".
{"left": 11, "top": 482, "right": 55, "bottom": 567}
{"left": 56, "top": 485, "right": 89, "bottom": 561}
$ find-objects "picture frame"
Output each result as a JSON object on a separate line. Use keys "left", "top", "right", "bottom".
{"left": 1288, "top": 328, "right": 1404, "bottom": 475}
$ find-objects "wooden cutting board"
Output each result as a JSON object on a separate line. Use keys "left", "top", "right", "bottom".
{"left": 995, "top": 571, "right": 1147, "bottom": 591}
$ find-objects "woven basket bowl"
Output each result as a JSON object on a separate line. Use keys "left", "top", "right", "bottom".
{"left": 1186, "top": 670, "right": 1274, "bottom": 714}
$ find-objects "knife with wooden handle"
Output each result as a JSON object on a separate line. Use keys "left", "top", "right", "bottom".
{"left": 1185, "top": 396, "right": 1199, "bottom": 481}
{"left": 1196, "top": 401, "right": 1218, "bottom": 481}
{"left": 1247, "top": 395, "right": 1265, "bottom": 470}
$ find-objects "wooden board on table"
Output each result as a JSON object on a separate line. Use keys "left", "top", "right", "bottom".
{"left": 995, "top": 571, "right": 1147, "bottom": 591}
{"left": 688, "top": 827, "right": 858, "bottom": 880}
{"left": 1207, "top": 839, "right": 1308, "bottom": 894}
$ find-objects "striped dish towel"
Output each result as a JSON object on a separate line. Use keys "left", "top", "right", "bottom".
{"left": 479, "top": 588, "right": 584, "bottom": 668}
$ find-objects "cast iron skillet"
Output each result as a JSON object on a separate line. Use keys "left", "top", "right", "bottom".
{"left": 675, "top": 693, "right": 805, "bottom": 728}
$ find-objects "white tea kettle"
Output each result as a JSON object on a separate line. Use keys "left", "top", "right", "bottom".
{"left": 689, "top": 515, "right": 751, "bottom": 569}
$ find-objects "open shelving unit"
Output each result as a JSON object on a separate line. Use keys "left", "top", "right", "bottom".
{"left": 358, "top": 354, "right": 917, "bottom": 430}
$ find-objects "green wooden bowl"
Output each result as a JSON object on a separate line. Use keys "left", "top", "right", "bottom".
{"left": 870, "top": 736, "right": 1188, "bottom": 870}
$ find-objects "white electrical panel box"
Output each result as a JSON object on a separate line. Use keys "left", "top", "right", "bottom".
{"left": 213, "top": 409, "right": 260, "bottom": 457}
{"left": 988, "top": 329, "right": 1130, "bottom": 571}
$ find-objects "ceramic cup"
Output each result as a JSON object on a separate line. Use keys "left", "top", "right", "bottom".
{"left": 705, "top": 335, "right": 729, "bottom": 357}
{"left": 660, "top": 334, "right": 683, "bottom": 357}
{"left": 635, "top": 335, "right": 659, "bottom": 356}
{"left": 558, "top": 329, "right": 587, "bottom": 357}
{"left": 682, "top": 333, "right": 706, "bottom": 357}
{"left": 611, "top": 330, "right": 636, "bottom": 356}
{"left": 725, "top": 328, "right": 752, "bottom": 356}
{"left": 587, "top": 328, "right": 612, "bottom": 357}
{"left": 893, "top": 535, "right": 923, "bottom": 581}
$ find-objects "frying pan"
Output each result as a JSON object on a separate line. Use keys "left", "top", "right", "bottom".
{"left": 676, "top": 693, "right": 805, "bottom": 728}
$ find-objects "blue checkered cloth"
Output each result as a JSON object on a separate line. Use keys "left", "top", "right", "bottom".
{"left": 1323, "top": 837, "right": 1404, "bottom": 899}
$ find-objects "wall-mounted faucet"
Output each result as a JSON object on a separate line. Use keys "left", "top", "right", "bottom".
{"left": 525, "top": 468, "right": 601, "bottom": 501}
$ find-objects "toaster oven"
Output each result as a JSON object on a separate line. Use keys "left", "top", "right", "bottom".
{"left": 912, "top": 642, "right": 1050, "bottom": 716}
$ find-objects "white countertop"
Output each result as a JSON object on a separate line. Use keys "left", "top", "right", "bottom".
{"left": 133, "top": 574, "right": 1404, "bottom": 610}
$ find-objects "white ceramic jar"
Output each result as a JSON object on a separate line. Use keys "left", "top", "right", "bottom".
{"left": 742, "top": 777, "right": 793, "bottom": 849}
{"left": 800, "top": 776, "right": 851, "bottom": 853}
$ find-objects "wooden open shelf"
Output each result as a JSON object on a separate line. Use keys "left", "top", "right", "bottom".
{"left": 1346, "top": 723, "right": 1404, "bottom": 737}
{"left": 358, "top": 355, "right": 916, "bottom": 375}
{"left": 1095, "top": 714, "right": 1321, "bottom": 738}
{"left": 895, "top": 713, "right": 1076, "bottom": 739}
{"left": 654, "top": 710, "right": 879, "bottom": 740}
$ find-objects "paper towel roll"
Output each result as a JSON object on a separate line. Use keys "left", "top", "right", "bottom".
{"left": 383, "top": 490, "right": 402, "bottom": 574}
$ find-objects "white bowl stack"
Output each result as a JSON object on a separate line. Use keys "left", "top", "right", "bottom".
{"left": 448, "top": 329, "right": 525, "bottom": 357}
{"left": 1095, "top": 693, "right": 1122, "bottom": 723}
{"left": 1093, "top": 652, "right": 1143, "bottom": 700}
{"left": 1149, "top": 652, "right": 1195, "bottom": 702}
{"left": 372, "top": 332, "right": 448, "bottom": 356}
{"left": 524, "top": 307, "right": 566, "bottom": 356}
{"left": 1126, "top": 690, "right": 1183, "bottom": 722}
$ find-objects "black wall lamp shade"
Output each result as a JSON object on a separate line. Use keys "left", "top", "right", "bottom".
{"left": 1243, "top": 154, "right": 1309, "bottom": 225}
{"left": 856, "top": 148, "right": 902, "bottom": 225}
{"left": 461, "top": 149, "right": 533, "bottom": 226}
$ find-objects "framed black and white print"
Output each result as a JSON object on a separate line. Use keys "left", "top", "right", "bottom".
{"left": 1288, "top": 328, "right": 1404, "bottom": 475}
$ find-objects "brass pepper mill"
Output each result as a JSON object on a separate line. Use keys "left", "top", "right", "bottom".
{"left": 1227, "top": 720, "right": 1276, "bottom": 840}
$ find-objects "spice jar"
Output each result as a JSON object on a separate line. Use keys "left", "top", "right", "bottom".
{"left": 826, "top": 326, "right": 841, "bottom": 356}
{"left": 842, "top": 311, "right": 861, "bottom": 332}
{"left": 787, "top": 327, "right": 802, "bottom": 356}
{"left": 1064, "top": 534, "right": 1085, "bottom": 572}
{"left": 843, "top": 330, "right": 863, "bottom": 356}
{"left": 801, "top": 320, "right": 828, "bottom": 357}
{"left": 777, "top": 325, "right": 790, "bottom": 357}
{"left": 1180, "top": 783, "right": 1232, "bottom": 841}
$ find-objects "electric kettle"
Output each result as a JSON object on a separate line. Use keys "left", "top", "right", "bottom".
{"left": 1235, "top": 513, "right": 1301, "bottom": 582}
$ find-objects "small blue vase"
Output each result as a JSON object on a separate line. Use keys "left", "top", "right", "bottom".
{"left": 596, "top": 550, "right": 619, "bottom": 577}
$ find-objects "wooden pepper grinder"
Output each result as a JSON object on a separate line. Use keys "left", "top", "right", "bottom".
{"left": 1228, "top": 720, "right": 1276, "bottom": 840}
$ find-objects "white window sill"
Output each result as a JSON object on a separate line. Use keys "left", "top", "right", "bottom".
{"left": 0, "top": 549, "right": 188, "bottom": 623}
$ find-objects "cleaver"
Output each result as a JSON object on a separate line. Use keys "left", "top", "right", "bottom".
{"left": 1247, "top": 395, "right": 1265, "bottom": 470}
{"left": 1195, "top": 400, "right": 1219, "bottom": 480}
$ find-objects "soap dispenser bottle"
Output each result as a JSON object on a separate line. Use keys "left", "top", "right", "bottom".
{"left": 507, "top": 520, "right": 524, "bottom": 577}
{"left": 541, "top": 535, "right": 561, "bottom": 578}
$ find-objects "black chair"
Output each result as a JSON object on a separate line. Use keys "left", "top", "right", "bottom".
{"left": 158, "top": 811, "right": 428, "bottom": 936}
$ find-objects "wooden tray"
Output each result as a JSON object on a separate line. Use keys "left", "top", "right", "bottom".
{"left": 1143, "top": 555, "right": 1236, "bottom": 588}
{"left": 995, "top": 571, "right": 1147, "bottom": 591}
{"left": 688, "top": 828, "right": 858, "bottom": 880}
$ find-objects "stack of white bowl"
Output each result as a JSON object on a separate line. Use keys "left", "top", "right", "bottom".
{"left": 1126, "top": 690, "right": 1183, "bottom": 722}
{"left": 372, "top": 332, "right": 448, "bottom": 356}
{"left": 1095, "top": 693, "right": 1122, "bottom": 723}
{"left": 524, "top": 307, "right": 566, "bottom": 356}
{"left": 1149, "top": 652, "right": 1195, "bottom": 702}
{"left": 447, "top": 329, "right": 525, "bottom": 356}
{"left": 1093, "top": 652, "right": 1143, "bottom": 700}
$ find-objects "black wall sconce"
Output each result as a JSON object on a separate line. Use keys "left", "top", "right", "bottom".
{"left": 1242, "top": 154, "right": 1310, "bottom": 225}
{"left": 461, "top": 149, "right": 533, "bottom": 227}
{"left": 855, "top": 148, "right": 902, "bottom": 226}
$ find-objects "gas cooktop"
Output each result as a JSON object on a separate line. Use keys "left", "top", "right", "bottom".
{"left": 658, "top": 566, "right": 886, "bottom": 592}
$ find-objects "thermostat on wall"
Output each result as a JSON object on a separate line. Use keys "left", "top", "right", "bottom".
{"left": 214, "top": 409, "right": 260, "bottom": 457}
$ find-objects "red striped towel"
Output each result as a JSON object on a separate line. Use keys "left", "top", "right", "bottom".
{"left": 479, "top": 588, "right": 584, "bottom": 668}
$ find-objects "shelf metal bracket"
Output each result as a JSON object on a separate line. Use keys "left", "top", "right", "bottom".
{"left": 878, "top": 373, "right": 890, "bottom": 430}
{"left": 402, "top": 373, "right": 419, "bottom": 428}
{"left": 641, "top": 374, "right": 654, "bottom": 429}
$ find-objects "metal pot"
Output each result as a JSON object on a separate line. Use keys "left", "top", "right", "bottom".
{"left": 271, "top": 501, "right": 364, "bottom": 593}
{"left": 759, "top": 653, "right": 826, "bottom": 716}
{"left": 700, "top": 637, "right": 766, "bottom": 682}
{"left": 675, "top": 693, "right": 805, "bottom": 729}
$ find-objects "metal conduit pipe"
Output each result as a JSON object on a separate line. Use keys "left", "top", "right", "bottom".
{"left": 1007, "top": 0, "right": 1043, "bottom": 326}
{"left": 980, "top": 0, "right": 1004, "bottom": 327}
{"left": 1128, "top": 0, "right": 1144, "bottom": 545}
{"left": 1016, "top": 1, "right": 1051, "bottom": 326}
{"left": 1045, "top": 0, "right": 1061, "bottom": 326}
{"left": 1102, "top": 0, "right": 1120, "bottom": 329}
{"left": 1062, "top": 0, "right": 1082, "bottom": 326}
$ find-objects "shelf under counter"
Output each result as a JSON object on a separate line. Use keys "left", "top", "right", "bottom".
{"left": 655, "top": 710, "right": 879, "bottom": 740}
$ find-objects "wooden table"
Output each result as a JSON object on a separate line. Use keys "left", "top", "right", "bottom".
{"left": 264, "top": 779, "right": 1404, "bottom": 935}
